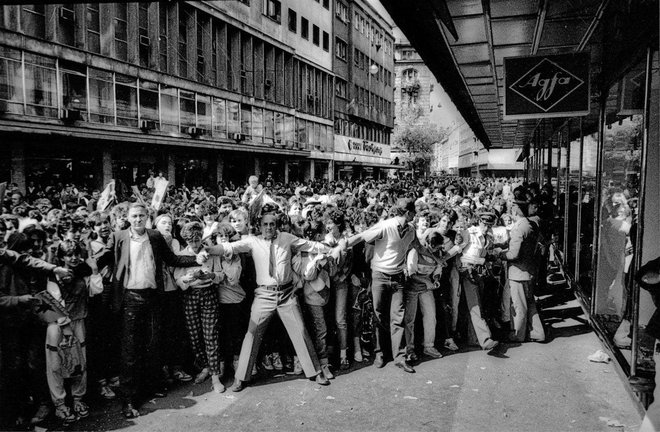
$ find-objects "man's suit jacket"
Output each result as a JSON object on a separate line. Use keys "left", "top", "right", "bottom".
{"left": 97, "top": 228, "right": 197, "bottom": 312}
{"left": 501, "top": 217, "right": 538, "bottom": 281}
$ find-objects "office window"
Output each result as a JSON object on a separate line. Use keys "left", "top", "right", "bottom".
{"left": 241, "top": 104, "right": 252, "bottom": 138}
{"left": 160, "top": 85, "right": 179, "bottom": 132}
{"left": 159, "top": 3, "right": 169, "bottom": 72}
{"left": 0, "top": 47, "right": 24, "bottom": 115}
{"left": 58, "top": 4, "right": 75, "bottom": 46}
{"left": 179, "top": 90, "right": 196, "bottom": 132}
{"left": 139, "top": 80, "right": 160, "bottom": 128}
{"left": 264, "top": 0, "right": 281, "bottom": 23}
{"left": 354, "top": 12, "right": 359, "bottom": 29}
{"left": 86, "top": 4, "right": 100, "bottom": 53}
{"left": 252, "top": 107, "right": 263, "bottom": 142}
{"left": 197, "top": 94, "right": 211, "bottom": 131}
{"left": 322, "top": 31, "right": 329, "bottom": 51}
{"left": 336, "top": 1, "right": 348, "bottom": 22}
{"left": 139, "top": 3, "right": 150, "bottom": 68}
{"left": 88, "top": 68, "right": 114, "bottom": 124}
{"left": 323, "top": 0, "right": 329, "bottom": 9}
{"left": 301, "top": 17, "right": 309, "bottom": 40}
{"left": 178, "top": 15, "right": 188, "bottom": 78}
{"left": 21, "top": 5, "right": 45, "bottom": 39}
{"left": 23, "top": 52, "right": 57, "bottom": 118}
{"left": 115, "top": 74, "right": 138, "bottom": 127}
{"left": 335, "top": 38, "right": 347, "bottom": 61}
{"left": 312, "top": 25, "right": 319, "bottom": 46}
{"left": 227, "top": 101, "right": 240, "bottom": 134}
{"left": 212, "top": 98, "right": 227, "bottom": 138}
{"left": 60, "top": 60, "right": 87, "bottom": 121}
{"left": 288, "top": 9, "right": 297, "bottom": 33}
{"left": 114, "top": 4, "right": 128, "bottom": 61}
{"left": 335, "top": 78, "right": 347, "bottom": 99}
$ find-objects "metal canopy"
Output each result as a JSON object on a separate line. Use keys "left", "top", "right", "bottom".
{"left": 380, "top": 0, "right": 608, "bottom": 149}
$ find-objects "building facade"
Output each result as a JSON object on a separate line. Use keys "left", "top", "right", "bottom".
{"left": 332, "top": 0, "right": 394, "bottom": 181}
{"left": 0, "top": 1, "right": 393, "bottom": 191}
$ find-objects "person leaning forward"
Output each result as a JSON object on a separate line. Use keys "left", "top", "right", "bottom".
{"left": 206, "top": 212, "right": 346, "bottom": 391}
{"left": 96, "top": 203, "right": 207, "bottom": 419}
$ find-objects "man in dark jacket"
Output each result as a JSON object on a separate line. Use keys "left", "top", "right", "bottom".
{"left": 96, "top": 203, "right": 205, "bottom": 418}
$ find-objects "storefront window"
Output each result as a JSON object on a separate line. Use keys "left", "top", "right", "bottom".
{"left": 566, "top": 123, "right": 582, "bottom": 275}
{"left": 139, "top": 80, "right": 160, "bottom": 127}
{"left": 227, "top": 101, "right": 240, "bottom": 134}
{"left": 60, "top": 61, "right": 87, "bottom": 121}
{"left": 212, "top": 98, "right": 227, "bottom": 138}
{"left": 252, "top": 107, "right": 263, "bottom": 143}
{"left": 160, "top": 84, "right": 179, "bottom": 133}
{"left": 88, "top": 68, "right": 114, "bottom": 124}
{"left": 115, "top": 74, "right": 137, "bottom": 127}
{"left": 0, "top": 46, "right": 24, "bottom": 114}
{"left": 197, "top": 94, "right": 211, "bottom": 132}
{"left": 578, "top": 132, "right": 598, "bottom": 292}
{"left": 24, "top": 53, "right": 57, "bottom": 118}
{"left": 594, "top": 61, "right": 645, "bottom": 349}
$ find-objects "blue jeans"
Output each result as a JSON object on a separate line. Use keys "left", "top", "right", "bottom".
{"left": 304, "top": 304, "right": 329, "bottom": 364}
{"left": 371, "top": 271, "right": 406, "bottom": 363}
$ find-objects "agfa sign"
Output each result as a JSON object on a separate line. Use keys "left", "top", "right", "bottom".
{"left": 504, "top": 53, "right": 590, "bottom": 120}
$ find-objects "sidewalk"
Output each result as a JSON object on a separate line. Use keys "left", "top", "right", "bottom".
{"left": 59, "top": 279, "right": 643, "bottom": 432}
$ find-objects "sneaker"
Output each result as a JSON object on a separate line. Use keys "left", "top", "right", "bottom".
{"left": 353, "top": 350, "right": 363, "bottom": 363}
{"left": 30, "top": 403, "right": 51, "bottom": 424}
{"left": 444, "top": 338, "right": 459, "bottom": 351}
{"left": 173, "top": 369, "right": 193, "bottom": 382}
{"left": 423, "top": 347, "right": 443, "bottom": 359}
{"left": 261, "top": 354, "right": 274, "bottom": 371}
{"left": 73, "top": 400, "right": 89, "bottom": 418}
{"left": 292, "top": 356, "right": 303, "bottom": 375}
{"left": 211, "top": 374, "right": 226, "bottom": 393}
{"left": 271, "top": 352, "right": 283, "bottom": 371}
{"left": 100, "top": 384, "right": 116, "bottom": 400}
{"left": 54, "top": 405, "right": 76, "bottom": 425}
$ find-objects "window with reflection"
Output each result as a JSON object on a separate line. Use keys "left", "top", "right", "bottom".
{"left": 88, "top": 68, "right": 114, "bottom": 124}
{"left": 274, "top": 112, "right": 284, "bottom": 144}
{"left": 594, "top": 59, "right": 645, "bottom": 353}
{"left": 263, "top": 109, "right": 274, "bottom": 145}
{"left": 179, "top": 90, "right": 196, "bottom": 132}
{"left": 0, "top": 46, "right": 24, "bottom": 114}
{"left": 297, "top": 118, "right": 307, "bottom": 149}
{"left": 252, "top": 107, "right": 263, "bottom": 143}
{"left": 160, "top": 85, "right": 179, "bottom": 133}
{"left": 636, "top": 49, "right": 659, "bottom": 377}
{"left": 115, "top": 74, "right": 137, "bottom": 127}
{"left": 24, "top": 53, "right": 57, "bottom": 118}
{"left": 212, "top": 98, "right": 227, "bottom": 138}
{"left": 241, "top": 104, "right": 252, "bottom": 139}
{"left": 227, "top": 101, "right": 240, "bottom": 134}
{"left": 197, "top": 95, "right": 211, "bottom": 132}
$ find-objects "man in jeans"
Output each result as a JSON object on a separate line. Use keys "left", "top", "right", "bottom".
{"left": 346, "top": 198, "right": 417, "bottom": 373}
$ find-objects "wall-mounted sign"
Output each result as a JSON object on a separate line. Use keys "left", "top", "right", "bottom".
{"left": 333, "top": 136, "right": 391, "bottom": 163}
{"left": 504, "top": 53, "right": 590, "bottom": 120}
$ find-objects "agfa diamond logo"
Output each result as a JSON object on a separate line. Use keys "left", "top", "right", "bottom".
{"left": 510, "top": 58, "right": 585, "bottom": 112}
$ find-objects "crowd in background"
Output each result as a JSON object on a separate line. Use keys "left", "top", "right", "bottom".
{"left": 0, "top": 172, "right": 558, "bottom": 429}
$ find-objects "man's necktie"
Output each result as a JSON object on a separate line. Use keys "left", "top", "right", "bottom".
{"left": 268, "top": 239, "right": 276, "bottom": 281}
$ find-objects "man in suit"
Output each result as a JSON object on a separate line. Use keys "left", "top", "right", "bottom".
{"left": 97, "top": 203, "right": 206, "bottom": 418}
{"left": 498, "top": 199, "right": 545, "bottom": 343}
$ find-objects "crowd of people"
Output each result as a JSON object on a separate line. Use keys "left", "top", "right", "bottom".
{"left": 0, "top": 173, "right": 558, "bottom": 429}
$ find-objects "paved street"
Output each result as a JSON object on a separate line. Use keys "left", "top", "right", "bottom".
{"left": 40, "top": 282, "right": 642, "bottom": 432}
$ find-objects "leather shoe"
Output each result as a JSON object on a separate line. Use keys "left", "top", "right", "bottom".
{"left": 231, "top": 379, "right": 247, "bottom": 392}
{"left": 373, "top": 353, "right": 385, "bottom": 368}
{"left": 394, "top": 361, "right": 415, "bottom": 373}
{"left": 122, "top": 402, "right": 140, "bottom": 419}
{"left": 315, "top": 373, "right": 330, "bottom": 386}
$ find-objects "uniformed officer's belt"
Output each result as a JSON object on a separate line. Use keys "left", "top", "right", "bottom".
{"left": 260, "top": 282, "right": 293, "bottom": 291}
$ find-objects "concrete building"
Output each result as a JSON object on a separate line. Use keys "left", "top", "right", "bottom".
{"left": 0, "top": 1, "right": 380, "bottom": 191}
{"left": 332, "top": 0, "right": 395, "bottom": 180}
